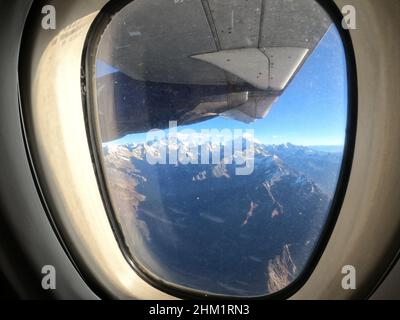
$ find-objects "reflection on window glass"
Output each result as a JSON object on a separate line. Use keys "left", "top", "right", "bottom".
{"left": 92, "top": 0, "right": 347, "bottom": 297}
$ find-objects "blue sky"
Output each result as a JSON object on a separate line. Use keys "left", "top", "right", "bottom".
{"left": 100, "top": 25, "right": 347, "bottom": 147}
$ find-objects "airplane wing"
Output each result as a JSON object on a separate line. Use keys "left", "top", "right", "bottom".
{"left": 96, "top": 0, "right": 332, "bottom": 141}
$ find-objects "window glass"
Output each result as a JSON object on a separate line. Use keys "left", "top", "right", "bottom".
{"left": 91, "top": 0, "right": 348, "bottom": 297}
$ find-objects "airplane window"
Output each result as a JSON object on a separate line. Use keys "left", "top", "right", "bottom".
{"left": 85, "top": 0, "right": 349, "bottom": 297}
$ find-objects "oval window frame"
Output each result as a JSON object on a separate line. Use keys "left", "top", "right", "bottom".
{"left": 81, "top": 0, "right": 358, "bottom": 299}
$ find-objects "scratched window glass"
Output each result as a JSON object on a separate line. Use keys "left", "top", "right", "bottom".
{"left": 92, "top": 0, "right": 348, "bottom": 297}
